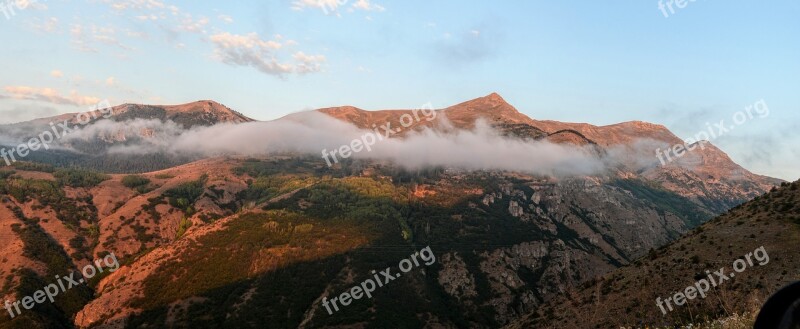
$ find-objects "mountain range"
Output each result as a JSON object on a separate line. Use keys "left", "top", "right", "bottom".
{"left": 0, "top": 94, "right": 788, "bottom": 328}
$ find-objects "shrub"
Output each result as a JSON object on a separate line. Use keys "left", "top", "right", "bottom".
{"left": 122, "top": 175, "right": 151, "bottom": 188}
{"left": 176, "top": 216, "right": 192, "bottom": 238}
{"left": 11, "top": 161, "right": 55, "bottom": 173}
{"left": 122, "top": 175, "right": 154, "bottom": 193}
{"left": 164, "top": 174, "right": 207, "bottom": 210}
{"left": 54, "top": 168, "right": 110, "bottom": 188}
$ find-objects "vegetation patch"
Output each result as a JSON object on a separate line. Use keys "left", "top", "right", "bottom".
{"left": 163, "top": 174, "right": 207, "bottom": 211}
{"left": 0, "top": 170, "right": 16, "bottom": 179}
{"left": 10, "top": 161, "right": 56, "bottom": 173}
{"left": 122, "top": 175, "right": 153, "bottom": 193}
{"left": 54, "top": 168, "right": 110, "bottom": 188}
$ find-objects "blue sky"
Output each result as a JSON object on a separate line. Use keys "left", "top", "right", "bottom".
{"left": 0, "top": 0, "right": 798, "bottom": 179}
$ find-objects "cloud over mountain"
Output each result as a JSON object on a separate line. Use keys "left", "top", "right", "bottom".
{"left": 51, "top": 111, "right": 611, "bottom": 177}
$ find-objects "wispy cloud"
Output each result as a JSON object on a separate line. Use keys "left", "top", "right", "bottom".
{"left": 43, "top": 0, "right": 328, "bottom": 78}
{"left": 351, "top": 0, "right": 385, "bottom": 12}
{"left": 293, "top": 51, "right": 326, "bottom": 74}
{"left": 30, "top": 17, "right": 59, "bottom": 33}
{"left": 291, "top": 0, "right": 344, "bottom": 13}
{"left": 433, "top": 27, "right": 499, "bottom": 67}
{"left": 217, "top": 14, "right": 233, "bottom": 24}
{"left": 2, "top": 86, "right": 101, "bottom": 106}
{"left": 175, "top": 14, "right": 208, "bottom": 33}
{"left": 209, "top": 32, "right": 325, "bottom": 77}
{"left": 291, "top": 0, "right": 385, "bottom": 16}
{"left": 70, "top": 24, "right": 133, "bottom": 53}
{"left": 101, "top": 0, "right": 169, "bottom": 12}
{"left": 15, "top": 0, "right": 47, "bottom": 11}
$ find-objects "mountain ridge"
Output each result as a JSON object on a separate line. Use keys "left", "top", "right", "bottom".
{"left": 1, "top": 94, "right": 782, "bottom": 204}
{"left": 312, "top": 93, "right": 782, "bottom": 205}
{"left": 10, "top": 100, "right": 254, "bottom": 128}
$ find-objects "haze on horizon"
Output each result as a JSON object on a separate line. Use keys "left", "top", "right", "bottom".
{"left": 0, "top": 0, "right": 798, "bottom": 180}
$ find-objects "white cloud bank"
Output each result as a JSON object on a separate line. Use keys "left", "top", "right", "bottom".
{"left": 48, "top": 111, "right": 669, "bottom": 177}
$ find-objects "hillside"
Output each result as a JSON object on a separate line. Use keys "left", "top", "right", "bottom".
{"left": 509, "top": 180, "right": 800, "bottom": 328}
{"left": 0, "top": 155, "right": 756, "bottom": 328}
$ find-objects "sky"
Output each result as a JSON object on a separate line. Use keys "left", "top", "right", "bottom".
{"left": 0, "top": 0, "right": 798, "bottom": 180}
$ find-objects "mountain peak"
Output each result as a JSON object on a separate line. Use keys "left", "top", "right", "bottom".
{"left": 485, "top": 92, "right": 506, "bottom": 103}
{"left": 442, "top": 92, "right": 531, "bottom": 126}
{"left": 163, "top": 100, "right": 233, "bottom": 114}
{"left": 111, "top": 100, "right": 254, "bottom": 127}
{"left": 466, "top": 92, "right": 512, "bottom": 108}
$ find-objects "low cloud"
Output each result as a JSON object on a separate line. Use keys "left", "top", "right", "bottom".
{"left": 29, "top": 111, "right": 670, "bottom": 177}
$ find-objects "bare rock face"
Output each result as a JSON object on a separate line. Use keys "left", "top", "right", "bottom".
{"left": 437, "top": 253, "right": 478, "bottom": 301}
{"left": 508, "top": 200, "right": 524, "bottom": 217}
{"left": 482, "top": 194, "right": 495, "bottom": 206}
{"left": 477, "top": 239, "right": 617, "bottom": 325}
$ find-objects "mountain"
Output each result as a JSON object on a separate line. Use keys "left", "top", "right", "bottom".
{"left": 0, "top": 95, "right": 786, "bottom": 328}
{"left": 509, "top": 180, "right": 800, "bottom": 328}
{"left": 320, "top": 93, "right": 669, "bottom": 144}
{"left": 318, "top": 93, "right": 780, "bottom": 213}
{"left": 0, "top": 94, "right": 780, "bottom": 202}
{"left": 0, "top": 100, "right": 253, "bottom": 173}
{"left": 318, "top": 93, "right": 546, "bottom": 138}
{"left": 18, "top": 100, "right": 253, "bottom": 128}
{"left": 110, "top": 100, "right": 254, "bottom": 128}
